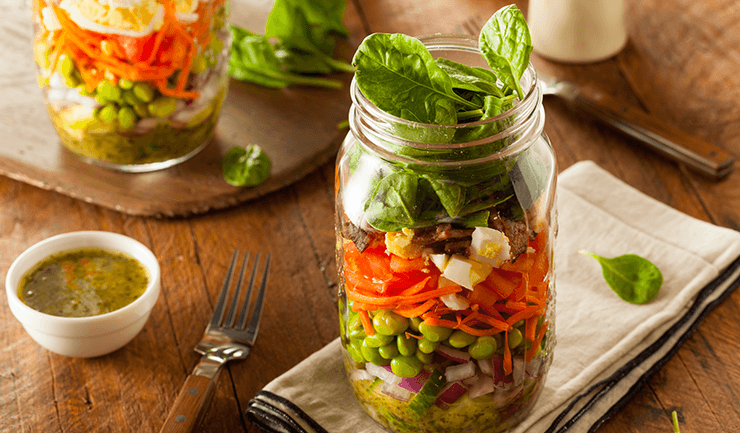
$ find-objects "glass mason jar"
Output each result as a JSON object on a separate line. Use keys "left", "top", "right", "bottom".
{"left": 31, "top": 0, "right": 231, "bottom": 172}
{"left": 335, "top": 35, "right": 557, "bottom": 433}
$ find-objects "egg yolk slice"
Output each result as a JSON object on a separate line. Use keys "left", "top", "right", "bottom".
{"left": 59, "top": 0, "right": 164, "bottom": 37}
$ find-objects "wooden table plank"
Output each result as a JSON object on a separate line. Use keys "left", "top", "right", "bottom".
{"left": 1, "top": 1, "right": 739, "bottom": 433}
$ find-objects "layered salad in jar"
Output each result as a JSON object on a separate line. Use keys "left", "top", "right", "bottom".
{"left": 32, "top": 0, "right": 230, "bottom": 168}
{"left": 335, "top": 6, "right": 556, "bottom": 433}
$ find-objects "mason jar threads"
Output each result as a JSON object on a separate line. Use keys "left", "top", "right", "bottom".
{"left": 31, "top": 0, "right": 230, "bottom": 172}
{"left": 335, "top": 34, "right": 557, "bottom": 433}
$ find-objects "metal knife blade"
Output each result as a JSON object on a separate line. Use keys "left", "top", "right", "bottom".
{"left": 538, "top": 72, "right": 734, "bottom": 180}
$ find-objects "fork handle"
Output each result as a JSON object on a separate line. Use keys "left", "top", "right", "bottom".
{"left": 159, "top": 375, "right": 217, "bottom": 433}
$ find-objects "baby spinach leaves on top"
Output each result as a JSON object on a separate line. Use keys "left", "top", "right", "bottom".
{"left": 580, "top": 250, "right": 663, "bottom": 304}
{"left": 352, "top": 33, "right": 477, "bottom": 126}
{"left": 479, "top": 4, "right": 533, "bottom": 99}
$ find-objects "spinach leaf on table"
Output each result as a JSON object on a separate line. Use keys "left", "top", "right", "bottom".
{"left": 222, "top": 145, "right": 272, "bottom": 187}
{"left": 479, "top": 4, "right": 533, "bottom": 99}
{"left": 265, "top": 0, "right": 353, "bottom": 73}
{"left": 228, "top": 29, "right": 343, "bottom": 89}
{"left": 580, "top": 250, "right": 663, "bottom": 304}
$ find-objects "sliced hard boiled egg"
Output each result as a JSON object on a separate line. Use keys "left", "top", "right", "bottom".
{"left": 174, "top": 0, "right": 199, "bottom": 23}
{"left": 470, "top": 227, "right": 511, "bottom": 268}
{"left": 440, "top": 293, "right": 470, "bottom": 311}
{"left": 59, "top": 0, "right": 164, "bottom": 37}
{"left": 442, "top": 255, "right": 492, "bottom": 290}
{"left": 41, "top": 6, "right": 63, "bottom": 32}
{"left": 429, "top": 253, "right": 450, "bottom": 271}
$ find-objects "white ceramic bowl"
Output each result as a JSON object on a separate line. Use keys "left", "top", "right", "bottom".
{"left": 5, "top": 231, "right": 161, "bottom": 358}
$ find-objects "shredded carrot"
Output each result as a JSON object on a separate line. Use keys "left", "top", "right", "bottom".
{"left": 397, "top": 277, "right": 434, "bottom": 297}
{"left": 526, "top": 320, "right": 548, "bottom": 362}
{"left": 503, "top": 329, "right": 512, "bottom": 375}
{"left": 346, "top": 284, "right": 463, "bottom": 308}
{"left": 474, "top": 314, "right": 510, "bottom": 332}
{"left": 393, "top": 299, "right": 436, "bottom": 318}
{"left": 457, "top": 324, "right": 503, "bottom": 336}
{"left": 422, "top": 316, "right": 458, "bottom": 328}
{"left": 358, "top": 310, "right": 375, "bottom": 336}
{"left": 486, "top": 268, "right": 519, "bottom": 298}
{"left": 525, "top": 316, "right": 538, "bottom": 342}
{"left": 506, "top": 305, "right": 542, "bottom": 326}
{"left": 513, "top": 273, "right": 529, "bottom": 302}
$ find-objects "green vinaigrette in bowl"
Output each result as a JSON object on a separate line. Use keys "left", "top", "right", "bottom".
{"left": 19, "top": 248, "right": 149, "bottom": 317}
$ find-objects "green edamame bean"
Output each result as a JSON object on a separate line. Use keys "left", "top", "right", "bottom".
{"left": 468, "top": 335, "right": 497, "bottom": 360}
{"left": 508, "top": 327, "right": 523, "bottom": 349}
{"left": 364, "top": 333, "right": 393, "bottom": 348}
{"left": 117, "top": 106, "right": 137, "bottom": 131}
{"left": 191, "top": 55, "right": 208, "bottom": 75}
{"left": 417, "top": 337, "right": 439, "bottom": 354}
{"left": 378, "top": 343, "right": 399, "bottom": 360}
{"left": 76, "top": 84, "right": 93, "bottom": 97}
{"left": 361, "top": 340, "right": 389, "bottom": 366}
{"left": 347, "top": 314, "right": 365, "bottom": 339}
{"left": 147, "top": 96, "right": 178, "bottom": 118}
{"left": 418, "top": 322, "right": 453, "bottom": 342}
{"left": 347, "top": 341, "right": 364, "bottom": 364}
{"left": 132, "top": 82, "right": 155, "bottom": 103}
{"left": 97, "top": 104, "right": 118, "bottom": 123}
{"left": 56, "top": 55, "right": 79, "bottom": 87}
{"left": 416, "top": 350, "right": 434, "bottom": 365}
{"left": 121, "top": 90, "right": 140, "bottom": 106}
{"left": 448, "top": 330, "right": 477, "bottom": 348}
{"left": 390, "top": 356, "right": 423, "bottom": 378}
{"left": 396, "top": 334, "right": 417, "bottom": 357}
{"left": 372, "top": 310, "right": 409, "bottom": 336}
{"left": 209, "top": 37, "right": 224, "bottom": 55}
{"left": 96, "top": 80, "right": 122, "bottom": 102}
{"left": 118, "top": 78, "right": 134, "bottom": 90}
{"left": 132, "top": 102, "right": 149, "bottom": 118}
{"left": 409, "top": 317, "right": 422, "bottom": 333}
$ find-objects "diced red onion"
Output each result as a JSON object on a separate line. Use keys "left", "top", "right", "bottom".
{"left": 436, "top": 382, "right": 469, "bottom": 405}
{"left": 382, "top": 381, "right": 411, "bottom": 402}
{"left": 491, "top": 355, "right": 513, "bottom": 388}
{"left": 491, "top": 384, "right": 523, "bottom": 407}
{"left": 445, "top": 361, "right": 476, "bottom": 382}
{"left": 398, "top": 369, "right": 430, "bottom": 393}
{"left": 468, "top": 374, "right": 495, "bottom": 400}
{"left": 437, "top": 345, "right": 471, "bottom": 363}
{"left": 365, "top": 363, "right": 402, "bottom": 385}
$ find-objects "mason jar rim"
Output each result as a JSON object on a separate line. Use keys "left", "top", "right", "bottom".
{"left": 348, "top": 33, "right": 544, "bottom": 167}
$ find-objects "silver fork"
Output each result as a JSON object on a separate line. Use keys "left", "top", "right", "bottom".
{"left": 159, "top": 250, "right": 271, "bottom": 433}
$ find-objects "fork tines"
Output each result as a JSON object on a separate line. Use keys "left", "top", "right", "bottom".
{"left": 209, "top": 250, "right": 271, "bottom": 337}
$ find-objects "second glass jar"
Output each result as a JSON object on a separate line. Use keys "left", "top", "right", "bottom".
{"left": 335, "top": 35, "right": 557, "bottom": 433}
{"left": 32, "top": 0, "right": 231, "bottom": 172}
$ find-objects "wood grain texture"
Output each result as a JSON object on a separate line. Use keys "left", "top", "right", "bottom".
{"left": 1, "top": 1, "right": 739, "bottom": 433}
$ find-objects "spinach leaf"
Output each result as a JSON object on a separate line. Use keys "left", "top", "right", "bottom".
{"left": 222, "top": 145, "right": 272, "bottom": 187}
{"left": 580, "top": 250, "right": 663, "bottom": 304}
{"left": 265, "top": 0, "right": 353, "bottom": 73}
{"left": 229, "top": 30, "right": 343, "bottom": 89}
{"left": 364, "top": 171, "right": 437, "bottom": 231}
{"left": 435, "top": 57, "right": 505, "bottom": 98}
{"left": 352, "top": 33, "right": 479, "bottom": 126}
{"left": 479, "top": 5, "right": 533, "bottom": 99}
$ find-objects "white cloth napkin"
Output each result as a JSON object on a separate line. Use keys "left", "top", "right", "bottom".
{"left": 247, "top": 161, "right": 740, "bottom": 433}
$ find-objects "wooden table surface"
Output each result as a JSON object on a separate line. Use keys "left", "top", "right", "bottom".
{"left": 2, "top": 0, "right": 739, "bottom": 432}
